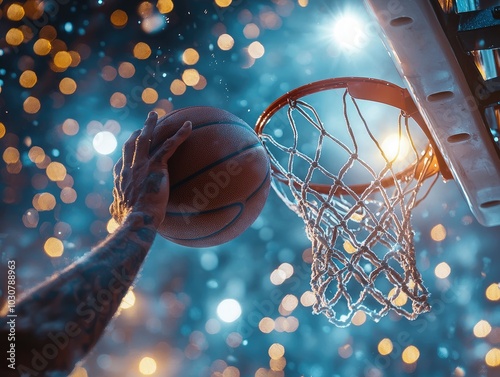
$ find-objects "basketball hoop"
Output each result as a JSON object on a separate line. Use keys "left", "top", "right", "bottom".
{"left": 255, "top": 77, "right": 449, "bottom": 326}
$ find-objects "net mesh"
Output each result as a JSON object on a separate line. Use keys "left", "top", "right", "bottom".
{"left": 258, "top": 88, "right": 440, "bottom": 327}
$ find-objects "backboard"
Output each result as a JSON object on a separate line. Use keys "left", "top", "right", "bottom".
{"left": 364, "top": 0, "right": 500, "bottom": 226}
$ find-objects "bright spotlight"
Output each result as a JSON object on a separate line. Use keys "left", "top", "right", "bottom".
{"left": 381, "top": 134, "right": 411, "bottom": 161}
{"left": 332, "top": 14, "right": 364, "bottom": 49}
{"left": 93, "top": 131, "right": 117, "bottom": 155}
{"left": 217, "top": 299, "right": 242, "bottom": 323}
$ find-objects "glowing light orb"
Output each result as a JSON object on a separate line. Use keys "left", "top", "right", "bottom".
{"left": 332, "top": 15, "right": 364, "bottom": 48}
{"left": 138, "top": 357, "right": 157, "bottom": 375}
{"left": 381, "top": 134, "right": 411, "bottom": 161}
{"left": 120, "top": 290, "right": 136, "bottom": 310}
{"left": 93, "top": 131, "right": 117, "bottom": 155}
{"left": 217, "top": 299, "right": 242, "bottom": 323}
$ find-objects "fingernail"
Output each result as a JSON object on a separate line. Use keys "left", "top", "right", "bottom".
{"left": 183, "top": 121, "right": 192, "bottom": 128}
{"left": 148, "top": 111, "right": 157, "bottom": 118}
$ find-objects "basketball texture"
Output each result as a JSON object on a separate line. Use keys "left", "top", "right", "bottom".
{"left": 150, "top": 106, "right": 271, "bottom": 247}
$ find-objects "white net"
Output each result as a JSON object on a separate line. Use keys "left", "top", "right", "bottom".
{"left": 257, "top": 82, "right": 441, "bottom": 326}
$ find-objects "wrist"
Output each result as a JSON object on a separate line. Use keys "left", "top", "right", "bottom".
{"left": 123, "top": 211, "right": 159, "bottom": 231}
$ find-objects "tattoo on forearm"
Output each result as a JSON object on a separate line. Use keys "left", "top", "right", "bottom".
{"left": 1, "top": 214, "right": 156, "bottom": 376}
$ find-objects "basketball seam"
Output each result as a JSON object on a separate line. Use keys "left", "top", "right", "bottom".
{"left": 158, "top": 106, "right": 250, "bottom": 131}
{"left": 247, "top": 162, "right": 270, "bottom": 202}
{"left": 165, "top": 203, "right": 243, "bottom": 242}
{"left": 165, "top": 164, "right": 270, "bottom": 243}
{"left": 192, "top": 120, "right": 251, "bottom": 130}
{"left": 167, "top": 163, "right": 270, "bottom": 216}
{"left": 170, "top": 142, "right": 264, "bottom": 191}
{"left": 166, "top": 202, "right": 243, "bottom": 217}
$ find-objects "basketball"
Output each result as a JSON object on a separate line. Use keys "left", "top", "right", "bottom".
{"left": 149, "top": 106, "right": 271, "bottom": 247}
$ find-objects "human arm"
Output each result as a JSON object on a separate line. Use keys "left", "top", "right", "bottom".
{"left": 0, "top": 112, "right": 191, "bottom": 376}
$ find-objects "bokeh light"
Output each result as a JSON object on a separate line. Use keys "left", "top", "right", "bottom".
{"left": 142, "top": 88, "right": 159, "bottom": 104}
{"left": 218, "top": 34, "right": 235, "bottom": 51}
{"left": 6, "top": 3, "right": 25, "bottom": 21}
{"left": 68, "top": 366, "right": 88, "bottom": 377}
{"left": 44, "top": 237, "right": 64, "bottom": 257}
{"left": 182, "top": 48, "right": 200, "bottom": 65}
{"left": 402, "top": 346, "right": 420, "bottom": 364}
{"left": 243, "top": 23, "right": 260, "bottom": 39}
{"left": 378, "top": 338, "right": 393, "bottom": 356}
{"left": 60, "top": 187, "right": 77, "bottom": 204}
{"left": 23, "top": 96, "right": 41, "bottom": 114}
{"left": 248, "top": 41, "right": 265, "bottom": 59}
{"left": 62, "top": 119, "right": 80, "bottom": 136}
{"left": 343, "top": 239, "right": 357, "bottom": 254}
{"left": 170, "top": 79, "right": 186, "bottom": 95}
{"left": 351, "top": 310, "right": 366, "bottom": 326}
{"left": 300, "top": 291, "right": 315, "bottom": 307}
{"left": 431, "top": 224, "right": 447, "bottom": 241}
{"left": 485, "top": 283, "right": 500, "bottom": 301}
{"left": 435, "top": 262, "right": 451, "bottom": 279}
{"left": 259, "top": 317, "right": 274, "bottom": 333}
{"left": 182, "top": 68, "right": 200, "bottom": 86}
{"left": 338, "top": 343, "right": 353, "bottom": 359}
{"left": 138, "top": 357, "right": 157, "bottom": 375}
{"left": 3, "top": 147, "right": 20, "bottom": 164}
{"left": 217, "top": 299, "right": 242, "bottom": 323}
{"left": 59, "top": 77, "right": 77, "bottom": 95}
{"left": 19, "top": 70, "right": 37, "bottom": 88}
{"left": 485, "top": 348, "right": 500, "bottom": 367}
{"left": 46, "top": 162, "right": 67, "bottom": 181}
{"left": 473, "top": 320, "right": 492, "bottom": 338}
{"left": 93, "top": 131, "right": 117, "bottom": 155}
{"left": 0, "top": 2, "right": 499, "bottom": 377}
{"left": 388, "top": 288, "right": 408, "bottom": 307}
{"left": 107, "top": 218, "right": 120, "bottom": 233}
{"left": 268, "top": 343, "right": 285, "bottom": 360}
{"left": 157, "top": 0, "right": 174, "bottom": 14}
{"left": 133, "top": 42, "right": 152, "bottom": 59}
{"left": 6, "top": 28, "right": 24, "bottom": 46}
{"left": 33, "top": 38, "right": 52, "bottom": 55}
{"left": 110, "top": 92, "right": 127, "bottom": 108}
{"left": 102, "top": 66, "right": 117, "bottom": 81}
{"left": 119, "top": 289, "right": 136, "bottom": 310}
{"left": 118, "top": 62, "right": 136, "bottom": 78}
{"left": 110, "top": 10, "right": 128, "bottom": 28}
{"left": 54, "top": 51, "right": 72, "bottom": 68}
{"left": 281, "top": 294, "right": 298, "bottom": 311}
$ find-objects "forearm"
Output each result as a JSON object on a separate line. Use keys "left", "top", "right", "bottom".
{"left": 1, "top": 212, "right": 156, "bottom": 376}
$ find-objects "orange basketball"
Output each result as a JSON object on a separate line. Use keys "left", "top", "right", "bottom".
{"left": 150, "top": 106, "right": 271, "bottom": 247}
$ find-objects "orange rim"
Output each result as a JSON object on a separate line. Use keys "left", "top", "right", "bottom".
{"left": 255, "top": 77, "right": 450, "bottom": 196}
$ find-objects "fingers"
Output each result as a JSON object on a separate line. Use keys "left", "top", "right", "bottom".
{"left": 135, "top": 112, "right": 158, "bottom": 161}
{"left": 122, "top": 129, "right": 141, "bottom": 168}
{"left": 152, "top": 121, "right": 192, "bottom": 164}
{"left": 113, "top": 157, "right": 122, "bottom": 178}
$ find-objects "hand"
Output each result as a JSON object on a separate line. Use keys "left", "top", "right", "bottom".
{"left": 110, "top": 112, "right": 192, "bottom": 229}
